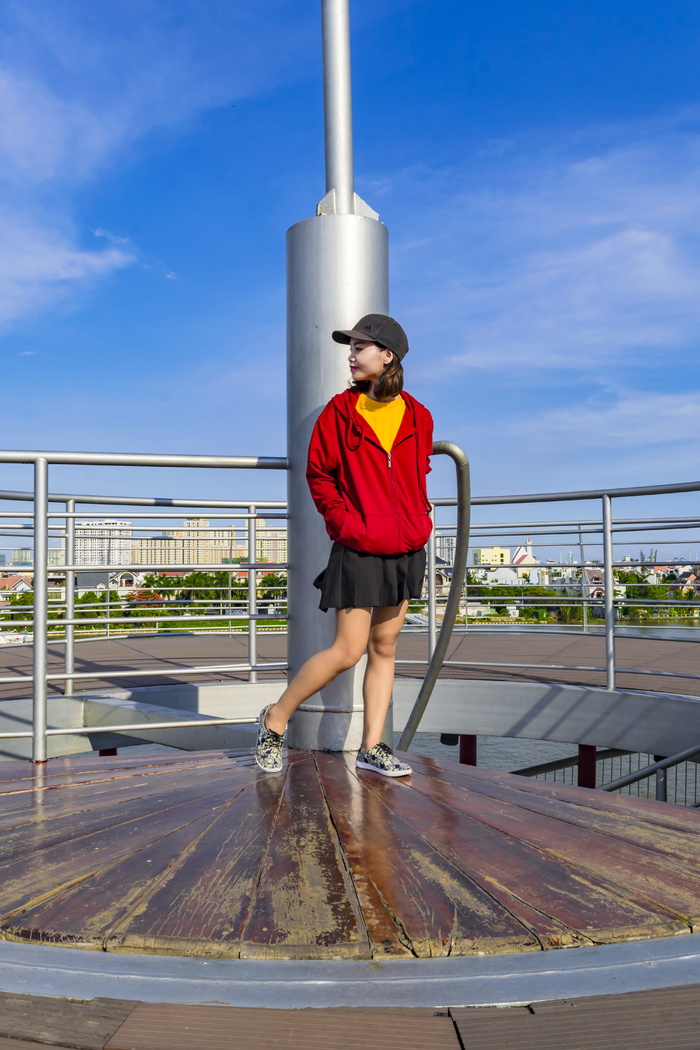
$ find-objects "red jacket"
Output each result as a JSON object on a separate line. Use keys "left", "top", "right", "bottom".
{"left": 306, "top": 389, "right": 433, "bottom": 556}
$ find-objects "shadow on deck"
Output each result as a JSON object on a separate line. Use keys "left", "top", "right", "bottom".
{"left": 0, "top": 748, "right": 699, "bottom": 960}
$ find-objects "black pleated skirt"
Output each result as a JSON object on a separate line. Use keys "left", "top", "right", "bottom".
{"left": 313, "top": 542, "right": 427, "bottom": 612}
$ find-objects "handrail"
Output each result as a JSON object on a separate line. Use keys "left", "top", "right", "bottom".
{"left": 601, "top": 742, "right": 700, "bottom": 801}
{"left": 398, "top": 441, "right": 470, "bottom": 750}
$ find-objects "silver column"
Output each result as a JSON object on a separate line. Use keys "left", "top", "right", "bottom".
{"left": 285, "top": 0, "right": 389, "bottom": 750}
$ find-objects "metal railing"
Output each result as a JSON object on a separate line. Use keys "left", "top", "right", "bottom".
{"left": 0, "top": 452, "right": 698, "bottom": 766}
{"left": 0, "top": 450, "right": 287, "bottom": 761}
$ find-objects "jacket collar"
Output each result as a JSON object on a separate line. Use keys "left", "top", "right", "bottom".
{"left": 331, "top": 388, "right": 417, "bottom": 450}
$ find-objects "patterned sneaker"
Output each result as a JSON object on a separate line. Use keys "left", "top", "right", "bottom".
{"left": 255, "top": 705, "right": 285, "bottom": 773}
{"left": 356, "top": 742, "right": 412, "bottom": 778}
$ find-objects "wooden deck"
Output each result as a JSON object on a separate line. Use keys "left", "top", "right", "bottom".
{"left": 1, "top": 747, "right": 700, "bottom": 960}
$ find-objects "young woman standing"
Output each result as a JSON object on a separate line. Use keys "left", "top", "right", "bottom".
{"left": 255, "top": 314, "right": 433, "bottom": 776}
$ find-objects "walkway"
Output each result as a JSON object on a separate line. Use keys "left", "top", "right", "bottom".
{"left": 0, "top": 628, "right": 697, "bottom": 700}
{"left": 1, "top": 985, "right": 699, "bottom": 1050}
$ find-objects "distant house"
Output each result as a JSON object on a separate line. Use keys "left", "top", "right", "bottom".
{"left": 583, "top": 566, "right": 605, "bottom": 599}
{"left": 669, "top": 572, "right": 700, "bottom": 597}
{"left": 0, "top": 576, "right": 33, "bottom": 599}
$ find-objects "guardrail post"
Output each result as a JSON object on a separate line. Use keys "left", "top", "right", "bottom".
{"left": 248, "top": 505, "right": 257, "bottom": 683}
{"left": 578, "top": 525, "right": 588, "bottom": 630}
{"left": 64, "top": 499, "right": 75, "bottom": 696}
{"left": 602, "top": 495, "right": 616, "bottom": 689}
{"left": 654, "top": 756, "right": 668, "bottom": 802}
{"left": 32, "top": 458, "right": 49, "bottom": 763}
{"left": 427, "top": 508, "right": 437, "bottom": 659}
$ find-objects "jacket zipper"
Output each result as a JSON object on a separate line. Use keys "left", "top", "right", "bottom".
{"left": 387, "top": 449, "right": 403, "bottom": 549}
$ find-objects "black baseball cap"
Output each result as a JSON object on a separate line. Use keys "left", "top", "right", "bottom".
{"left": 332, "top": 313, "right": 409, "bottom": 360}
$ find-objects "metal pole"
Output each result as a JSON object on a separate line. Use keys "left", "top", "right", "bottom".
{"left": 286, "top": 0, "right": 388, "bottom": 751}
{"left": 32, "top": 458, "right": 49, "bottom": 763}
{"left": 578, "top": 525, "right": 588, "bottom": 631}
{"left": 654, "top": 756, "right": 668, "bottom": 803}
{"left": 64, "top": 499, "right": 75, "bottom": 696}
{"left": 602, "top": 495, "right": 616, "bottom": 689}
{"left": 321, "top": 0, "right": 355, "bottom": 214}
{"left": 248, "top": 506, "right": 257, "bottom": 684}
{"left": 427, "top": 509, "right": 437, "bottom": 658}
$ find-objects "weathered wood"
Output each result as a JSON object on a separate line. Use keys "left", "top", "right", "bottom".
{"left": 406, "top": 752, "right": 700, "bottom": 831}
{"left": 361, "top": 763, "right": 685, "bottom": 946}
{"left": 2, "top": 812, "right": 220, "bottom": 948}
{"left": 320, "top": 753, "right": 539, "bottom": 956}
{"left": 240, "top": 752, "right": 369, "bottom": 959}
{"left": 314, "top": 753, "right": 412, "bottom": 957}
{"left": 0, "top": 992, "right": 137, "bottom": 1050}
{"left": 0, "top": 788, "right": 243, "bottom": 925}
{"left": 0, "top": 770, "right": 251, "bottom": 860}
{"left": 405, "top": 765, "right": 700, "bottom": 928}
{"left": 0, "top": 747, "right": 698, "bottom": 960}
{"left": 106, "top": 775, "right": 287, "bottom": 956}
{"left": 410, "top": 766, "right": 700, "bottom": 866}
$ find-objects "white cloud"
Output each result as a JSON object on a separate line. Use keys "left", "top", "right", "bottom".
{"left": 0, "top": 209, "right": 133, "bottom": 326}
{"left": 389, "top": 121, "right": 700, "bottom": 377}
{"left": 512, "top": 390, "right": 700, "bottom": 450}
{"left": 0, "top": 0, "right": 315, "bottom": 330}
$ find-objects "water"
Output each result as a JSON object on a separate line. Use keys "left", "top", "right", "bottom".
{"left": 396, "top": 731, "right": 574, "bottom": 770}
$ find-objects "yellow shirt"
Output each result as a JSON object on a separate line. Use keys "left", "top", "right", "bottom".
{"left": 356, "top": 393, "right": 406, "bottom": 452}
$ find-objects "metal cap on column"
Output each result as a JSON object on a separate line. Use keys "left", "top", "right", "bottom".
{"left": 286, "top": 0, "right": 389, "bottom": 750}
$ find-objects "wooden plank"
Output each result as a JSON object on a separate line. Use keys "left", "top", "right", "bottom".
{"left": 406, "top": 752, "right": 700, "bottom": 833}
{"left": 313, "top": 753, "right": 412, "bottom": 958}
{"left": 317, "top": 753, "right": 540, "bottom": 956}
{"left": 0, "top": 755, "right": 244, "bottom": 798}
{"left": 0, "top": 787, "right": 242, "bottom": 924}
{"left": 2, "top": 812, "right": 219, "bottom": 948}
{"left": 0, "top": 750, "right": 240, "bottom": 786}
{"left": 107, "top": 1005, "right": 461, "bottom": 1050}
{"left": 404, "top": 767, "right": 700, "bottom": 929}
{"left": 450, "top": 984, "right": 700, "bottom": 1050}
{"left": 239, "top": 752, "right": 370, "bottom": 959}
{"left": 360, "top": 763, "right": 687, "bottom": 946}
{"left": 409, "top": 766, "right": 700, "bottom": 867}
{"left": 106, "top": 774, "right": 289, "bottom": 956}
{"left": 0, "top": 991, "right": 137, "bottom": 1049}
{"left": 0, "top": 770, "right": 252, "bottom": 858}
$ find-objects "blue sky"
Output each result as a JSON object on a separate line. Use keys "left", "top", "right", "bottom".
{"left": 2, "top": 0, "right": 700, "bottom": 514}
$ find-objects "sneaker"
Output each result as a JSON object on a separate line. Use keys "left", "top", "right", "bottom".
{"left": 255, "top": 705, "right": 285, "bottom": 773}
{"left": 356, "top": 742, "right": 412, "bottom": 778}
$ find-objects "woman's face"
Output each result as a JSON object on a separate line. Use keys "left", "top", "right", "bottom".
{"left": 348, "top": 339, "right": 393, "bottom": 383}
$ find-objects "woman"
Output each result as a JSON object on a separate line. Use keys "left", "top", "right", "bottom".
{"left": 255, "top": 313, "right": 433, "bottom": 776}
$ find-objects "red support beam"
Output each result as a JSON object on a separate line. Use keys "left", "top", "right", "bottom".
{"left": 577, "top": 744, "right": 597, "bottom": 788}
{"left": 459, "top": 734, "right": 477, "bottom": 766}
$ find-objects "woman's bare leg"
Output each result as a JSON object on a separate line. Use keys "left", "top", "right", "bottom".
{"left": 264, "top": 606, "right": 372, "bottom": 735}
{"left": 362, "top": 600, "right": 409, "bottom": 749}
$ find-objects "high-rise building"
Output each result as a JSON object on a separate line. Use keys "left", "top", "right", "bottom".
{"left": 133, "top": 518, "right": 245, "bottom": 568}
{"left": 435, "top": 534, "right": 456, "bottom": 564}
{"left": 472, "top": 546, "right": 511, "bottom": 566}
{"left": 75, "top": 520, "right": 132, "bottom": 567}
